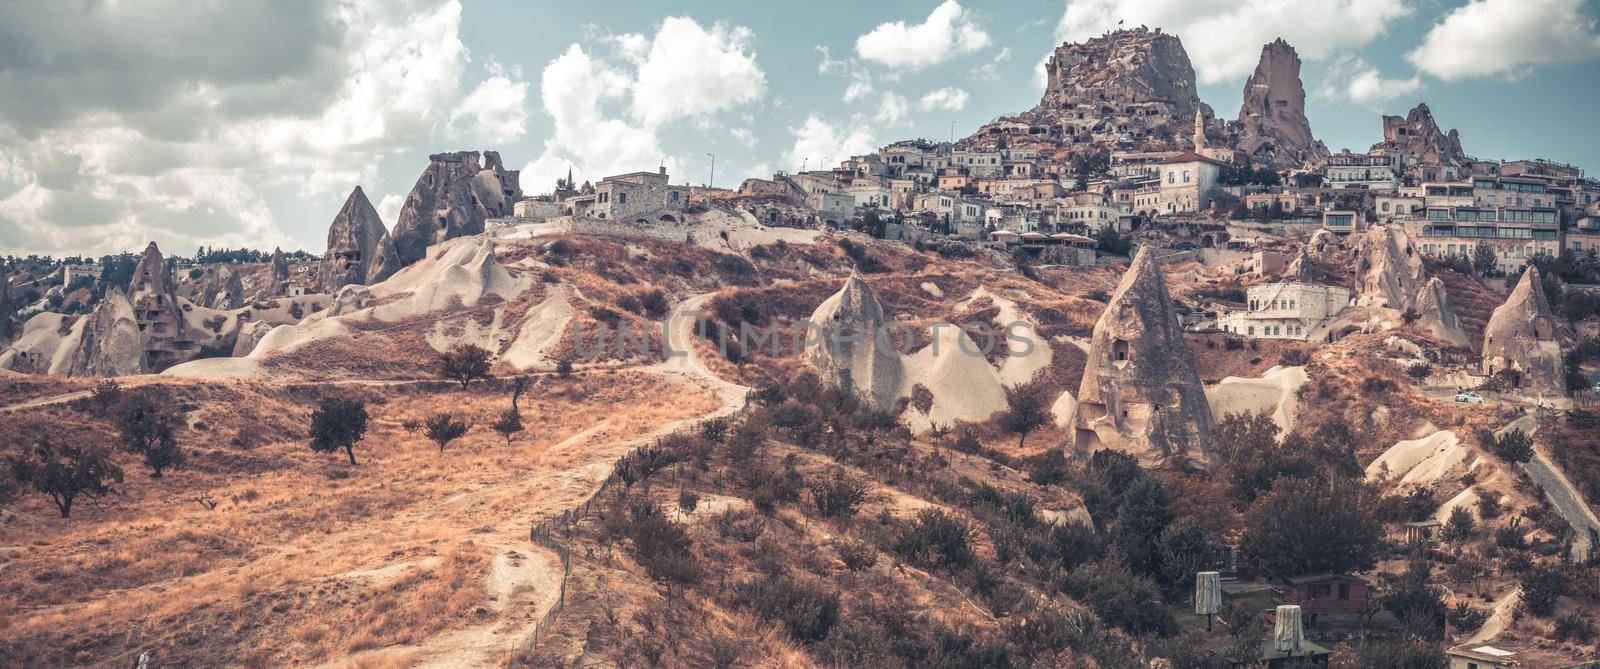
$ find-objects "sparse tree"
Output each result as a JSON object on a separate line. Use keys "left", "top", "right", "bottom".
{"left": 115, "top": 393, "right": 184, "bottom": 477}
{"left": 1240, "top": 477, "right": 1382, "bottom": 578}
{"left": 424, "top": 413, "right": 471, "bottom": 453}
{"left": 998, "top": 383, "right": 1050, "bottom": 449}
{"left": 309, "top": 397, "right": 368, "bottom": 465}
{"left": 510, "top": 374, "right": 530, "bottom": 409}
{"left": 87, "top": 379, "right": 122, "bottom": 411}
{"left": 808, "top": 469, "right": 870, "bottom": 519}
{"left": 8, "top": 439, "right": 123, "bottom": 518}
{"left": 1112, "top": 475, "right": 1175, "bottom": 579}
{"left": 491, "top": 408, "right": 524, "bottom": 445}
{"left": 555, "top": 358, "right": 574, "bottom": 378}
{"left": 1444, "top": 505, "right": 1476, "bottom": 541}
{"left": 1486, "top": 428, "right": 1535, "bottom": 464}
{"left": 438, "top": 343, "right": 492, "bottom": 389}
{"left": 1473, "top": 244, "right": 1498, "bottom": 275}
{"left": 1521, "top": 565, "right": 1567, "bottom": 617}
{"left": 677, "top": 489, "right": 700, "bottom": 520}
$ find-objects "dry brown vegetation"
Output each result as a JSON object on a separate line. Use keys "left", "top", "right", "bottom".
{"left": 0, "top": 370, "right": 717, "bottom": 667}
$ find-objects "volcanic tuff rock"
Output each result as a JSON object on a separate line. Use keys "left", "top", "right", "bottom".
{"left": 1073, "top": 247, "right": 1213, "bottom": 470}
{"left": 128, "top": 242, "right": 190, "bottom": 369}
{"left": 189, "top": 265, "right": 245, "bottom": 310}
{"left": 1415, "top": 277, "right": 1471, "bottom": 348}
{"left": 0, "top": 265, "right": 13, "bottom": 344}
{"left": 269, "top": 248, "right": 290, "bottom": 296}
{"left": 805, "top": 273, "right": 903, "bottom": 411}
{"left": 321, "top": 186, "right": 401, "bottom": 292}
{"left": 1232, "top": 39, "right": 1328, "bottom": 168}
{"left": 1352, "top": 226, "right": 1426, "bottom": 310}
{"left": 1483, "top": 267, "right": 1564, "bottom": 394}
{"left": 67, "top": 288, "right": 146, "bottom": 377}
{"left": 1025, "top": 27, "right": 1211, "bottom": 148}
{"left": 232, "top": 319, "right": 274, "bottom": 357}
{"left": 390, "top": 151, "right": 521, "bottom": 266}
{"left": 1371, "top": 103, "right": 1467, "bottom": 167}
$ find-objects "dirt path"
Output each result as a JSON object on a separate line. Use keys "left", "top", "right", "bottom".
{"left": 1502, "top": 415, "right": 1600, "bottom": 561}
{"left": 653, "top": 292, "right": 751, "bottom": 415}
{"left": 390, "top": 293, "right": 750, "bottom": 668}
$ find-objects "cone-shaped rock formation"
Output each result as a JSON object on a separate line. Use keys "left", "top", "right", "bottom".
{"left": 67, "top": 287, "right": 146, "bottom": 377}
{"left": 1415, "top": 277, "right": 1470, "bottom": 348}
{"left": 1073, "top": 247, "right": 1213, "bottom": 469}
{"left": 321, "top": 186, "right": 401, "bottom": 292}
{"left": 1483, "top": 267, "right": 1564, "bottom": 394}
{"left": 1233, "top": 39, "right": 1328, "bottom": 168}
{"left": 805, "top": 273, "right": 903, "bottom": 410}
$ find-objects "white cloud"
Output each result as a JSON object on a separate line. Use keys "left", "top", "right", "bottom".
{"left": 1407, "top": 0, "right": 1600, "bottom": 81}
{"left": 843, "top": 80, "right": 875, "bottom": 103}
{"left": 520, "top": 17, "right": 766, "bottom": 193}
{"left": 969, "top": 47, "right": 1012, "bottom": 81}
{"left": 917, "top": 87, "right": 970, "bottom": 112}
{"left": 376, "top": 193, "right": 405, "bottom": 227}
{"left": 448, "top": 60, "right": 530, "bottom": 143}
{"left": 856, "top": 1, "right": 991, "bottom": 71}
{"left": 816, "top": 45, "right": 846, "bottom": 74}
{"left": 0, "top": 0, "right": 509, "bottom": 255}
{"left": 784, "top": 116, "right": 875, "bottom": 171}
{"left": 630, "top": 17, "right": 766, "bottom": 127}
{"left": 1053, "top": 0, "right": 1411, "bottom": 84}
{"left": 1317, "top": 56, "right": 1422, "bottom": 108}
{"left": 877, "top": 93, "right": 910, "bottom": 124}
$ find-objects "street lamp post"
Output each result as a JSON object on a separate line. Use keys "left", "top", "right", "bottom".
{"left": 705, "top": 153, "right": 715, "bottom": 189}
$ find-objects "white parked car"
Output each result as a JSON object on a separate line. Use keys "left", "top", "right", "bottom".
{"left": 1454, "top": 391, "right": 1485, "bottom": 404}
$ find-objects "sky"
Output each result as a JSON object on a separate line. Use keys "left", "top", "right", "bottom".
{"left": 1, "top": 0, "right": 1598, "bottom": 258}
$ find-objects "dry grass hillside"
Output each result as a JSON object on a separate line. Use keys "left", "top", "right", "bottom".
{"left": 3, "top": 229, "right": 1597, "bottom": 668}
{"left": 0, "top": 371, "right": 717, "bottom": 667}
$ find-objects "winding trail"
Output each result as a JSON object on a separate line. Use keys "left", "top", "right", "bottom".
{"left": 399, "top": 292, "right": 749, "bottom": 667}
{"left": 1501, "top": 415, "right": 1600, "bottom": 561}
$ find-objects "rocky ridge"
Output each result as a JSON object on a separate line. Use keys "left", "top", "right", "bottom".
{"left": 1231, "top": 38, "right": 1328, "bottom": 168}
{"left": 321, "top": 186, "right": 401, "bottom": 292}
{"left": 390, "top": 151, "right": 521, "bottom": 266}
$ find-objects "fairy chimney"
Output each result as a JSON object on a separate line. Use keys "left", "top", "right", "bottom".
{"left": 67, "top": 287, "right": 146, "bottom": 377}
{"left": 805, "top": 272, "right": 903, "bottom": 410}
{"left": 1483, "top": 267, "right": 1564, "bottom": 394}
{"left": 321, "top": 186, "right": 401, "bottom": 292}
{"left": 1073, "top": 247, "right": 1214, "bottom": 470}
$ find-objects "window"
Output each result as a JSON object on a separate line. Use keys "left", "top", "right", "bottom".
{"left": 1183, "top": 170, "right": 1191, "bottom": 183}
{"left": 1339, "top": 584, "right": 1349, "bottom": 600}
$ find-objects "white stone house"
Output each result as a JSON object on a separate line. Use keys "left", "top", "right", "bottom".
{"left": 1217, "top": 282, "right": 1351, "bottom": 340}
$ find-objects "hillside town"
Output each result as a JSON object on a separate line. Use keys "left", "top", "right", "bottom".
{"left": 3, "top": 25, "right": 1600, "bottom": 669}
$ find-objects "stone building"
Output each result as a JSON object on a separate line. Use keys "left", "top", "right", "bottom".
{"left": 586, "top": 167, "right": 688, "bottom": 222}
{"left": 1217, "top": 282, "right": 1351, "bottom": 340}
{"left": 1073, "top": 247, "right": 1214, "bottom": 470}
{"left": 1132, "top": 151, "right": 1226, "bottom": 215}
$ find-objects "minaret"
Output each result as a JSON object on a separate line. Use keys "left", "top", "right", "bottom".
{"left": 1193, "top": 108, "right": 1206, "bottom": 152}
